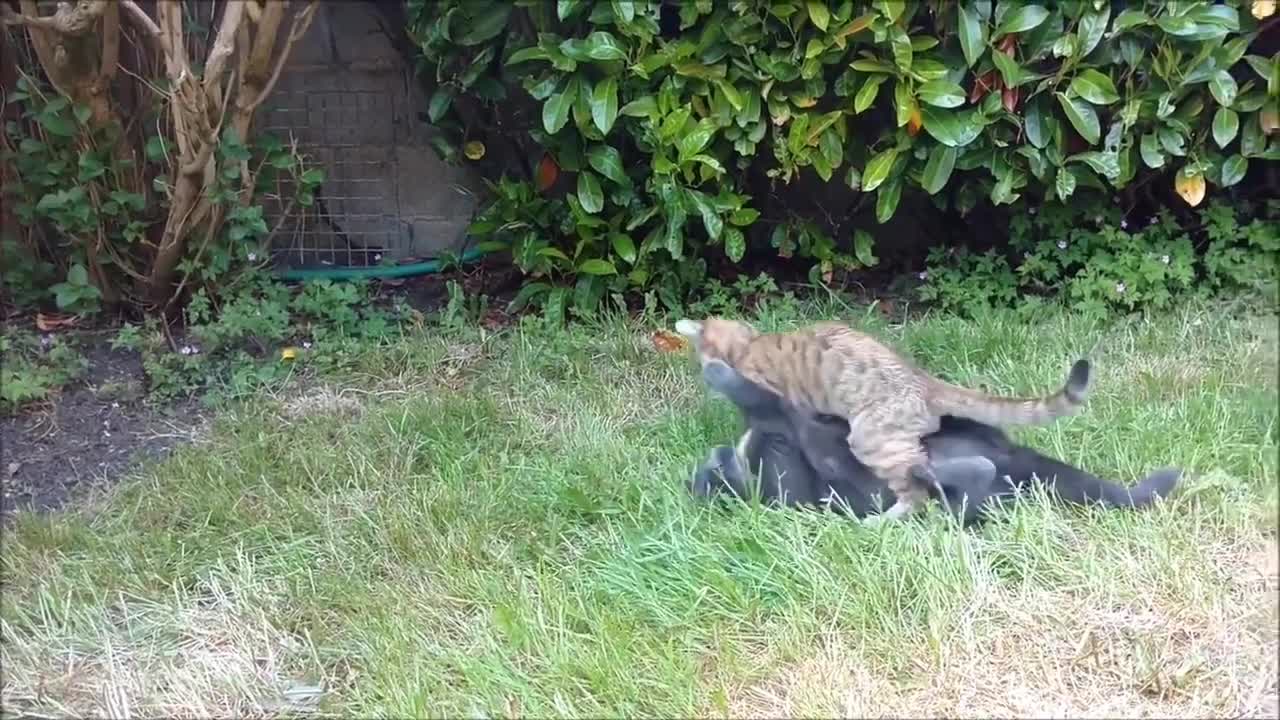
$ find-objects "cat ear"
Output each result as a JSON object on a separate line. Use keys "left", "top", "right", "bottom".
{"left": 674, "top": 319, "right": 703, "bottom": 341}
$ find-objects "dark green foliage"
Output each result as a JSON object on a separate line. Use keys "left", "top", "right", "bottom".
{"left": 409, "top": 0, "right": 1278, "bottom": 313}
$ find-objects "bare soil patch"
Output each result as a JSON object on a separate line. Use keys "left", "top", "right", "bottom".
{"left": 1, "top": 336, "right": 204, "bottom": 518}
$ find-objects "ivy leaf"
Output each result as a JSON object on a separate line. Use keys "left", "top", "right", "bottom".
{"left": 861, "top": 147, "right": 899, "bottom": 192}
{"left": 1208, "top": 70, "right": 1238, "bottom": 107}
{"left": 854, "top": 75, "right": 886, "bottom": 114}
{"left": 591, "top": 77, "right": 619, "bottom": 134}
{"left": 1069, "top": 69, "right": 1120, "bottom": 105}
{"left": 1219, "top": 154, "right": 1247, "bottom": 187}
{"left": 1207, "top": 107, "right": 1239, "bottom": 151}
{"left": 806, "top": 0, "right": 830, "bottom": 32}
{"left": 587, "top": 145, "right": 629, "bottom": 185}
{"left": 1055, "top": 166, "right": 1077, "bottom": 199}
{"left": 610, "top": 233, "right": 637, "bottom": 264}
{"left": 584, "top": 31, "right": 628, "bottom": 61}
{"left": 853, "top": 229, "right": 878, "bottom": 267}
{"left": 577, "top": 171, "right": 604, "bottom": 213}
{"left": 921, "top": 144, "right": 957, "bottom": 195}
{"left": 996, "top": 5, "right": 1049, "bottom": 35}
{"left": 917, "top": 80, "right": 966, "bottom": 108}
{"left": 957, "top": 3, "right": 987, "bottom": 68}
{"left": 543, "top": 86, "right": 575, "bottom": 134}
{"left": 724, "top": 227, "right": 746, "bottom": 262}
{"left": 1140, "top": 133, "right": 1165, "bottom": 168}
{"left": 577, "top": 258, "right": 617, "bottom": 275}
{"left": 1056, "top": 92, "right": 1100, "bottom": 144}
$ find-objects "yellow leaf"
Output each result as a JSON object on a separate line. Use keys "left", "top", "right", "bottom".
{"left": 464, "top": 141, "right": 486, "bottom": 160}
{"left": 792, "top": 96, "right": 818, "bottom": 108}
{"left": 1175, "top": 171, "right": 1206, "bottom": 207}
{"left": 1252, "top": 0, "right": 1276, "bottom": 19}
{"left": 1261, "top": 106, "right": 1279, "bottom": 135}
{"left": 281, "top": 347, "right": 299, "bottom": 361}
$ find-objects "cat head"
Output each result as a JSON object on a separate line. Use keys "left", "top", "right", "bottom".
{"left": 674, "top": 317, "right": 758, "bottom": 365}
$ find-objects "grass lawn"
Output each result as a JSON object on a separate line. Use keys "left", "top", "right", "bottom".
{"left": 2, "top": 298, "right": 1277, "bottom": 718}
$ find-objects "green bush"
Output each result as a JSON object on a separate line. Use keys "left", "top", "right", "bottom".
{"left": 919, "top": 197, "right": 1278, "bottom": 315}
{"left": 408, "top": 0, "right": 1278, "bottom": 312}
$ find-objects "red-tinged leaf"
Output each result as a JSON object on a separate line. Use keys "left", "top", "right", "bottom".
{"left": 907, "top": 106, "right": 923, "bottom": 135}
{"left": 970, "top": 71, "right": 1000, "bottom": 103}
{"left": 998, "top": 34, "right": 1017, "bottom": 55}
{"left": 536, "top": 154, "right": 559, "bottom": 192}
{"left": 1002, "top": 86, "right": 1019, "bottom": 113}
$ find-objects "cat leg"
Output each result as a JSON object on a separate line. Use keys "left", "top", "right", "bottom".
{"left": 845, "top": 414, "right": 934, "bottom": 525}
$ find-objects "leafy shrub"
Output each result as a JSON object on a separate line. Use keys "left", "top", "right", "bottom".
{"left": 0, "top": 330, "right": 89, "bottom": 414}
{"left": 2, "top": 77, "right": 323, "bottom": 314}
{"left": 409, "top": 0, "right": 1277, "bottom": 311}
{"left": 919, "top": 198, "right": 1279, "bottom": 315}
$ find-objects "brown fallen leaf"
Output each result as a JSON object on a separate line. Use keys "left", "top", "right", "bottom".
{"left": 652, "top": 330, "right": 689, "bottom": 353}
{"left": 35, "top": 312, "right": 76, "bottom": 331}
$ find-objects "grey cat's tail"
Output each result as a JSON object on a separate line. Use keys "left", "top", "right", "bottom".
{"left": 925, "top": 359, "right": 1091, "bottom": 427}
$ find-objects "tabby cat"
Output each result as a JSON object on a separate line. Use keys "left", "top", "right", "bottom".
{"left": 675, "top": 317, "right": 1092, "bottom": 523}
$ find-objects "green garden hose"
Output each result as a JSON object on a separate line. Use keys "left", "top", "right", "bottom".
{"left": 275, "top": 246, "right": 490, "bottom": 282}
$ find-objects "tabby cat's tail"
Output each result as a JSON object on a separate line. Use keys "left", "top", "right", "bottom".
{"left": 925, "top": 359, "right": 1091, "bottom": 427}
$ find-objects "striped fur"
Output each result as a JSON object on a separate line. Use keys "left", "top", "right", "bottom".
{"left": 675, "top": 317, "right": 1092, "bottom": 522}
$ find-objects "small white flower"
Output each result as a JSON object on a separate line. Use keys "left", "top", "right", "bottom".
{"left": 1149, "top": 216, "right": 1158, "bottom": 226}
{"left": 918, "top": 271, "right": 928, "bottom": 280}
{"left": 302, "top": 340, "right": 313, "bottom": 349}
{"left": 1057, "top": 240, "right": 1068, "bottom": 250}
{"left": 247, "top": 252, "right": 257, "bottom": 262}
{"left": 180, "top": 345, "right": 193, "bottom": 355}
{"left": 1115, "top": 282, "right": 1126, "bottom": 294}
{"left": 373, "top": 253, "right": 382, "bottom": 263}
{"left": 1120, "top": 219, "right": 1128, "bottom": 229}
{"left": 40, "top": 334, "right": 52, "bottom": 348}
{"left": 1094, "top": 215, "right": 1102, "bottom": 224}
{"left": 1029, "top": 207, "right": 1037, "bottom": 215}
{"left": 1161, "top": 254, "right": 1170, "bottom": 265}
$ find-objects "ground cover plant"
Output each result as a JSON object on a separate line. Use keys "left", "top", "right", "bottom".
{"left": 1, "top": 297, "right": 1275, "bottom": 717}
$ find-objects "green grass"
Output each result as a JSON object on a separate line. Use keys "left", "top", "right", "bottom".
{"left": 2, "top": 298, "right": 1277, "bottom": 718}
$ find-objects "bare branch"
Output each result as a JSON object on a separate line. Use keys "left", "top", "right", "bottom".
{"left": 94, "top": 1, "right": 119, "bottom": 91}
{"left": 247, "top": 1, "right": 317, "bottom": 111}
{"left": 0, "top": 0, "right": 107, "bottom": 34}
{"left": 118, "top": 0, "right": 169, "bottom": 54}
{"left": 202, "top": 0, "right": 247, "bottom": 99}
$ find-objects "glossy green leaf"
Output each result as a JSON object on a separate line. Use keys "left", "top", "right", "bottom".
{"left": 853, "top": 229, "right": 878, "bottom": 267}
{"left": 456, "top": 3, "right": 512, "bottom": 45}
{"left": 724, "top": 227, "right": 746, "bottom": 262}
{"left": 917, "top": 80, "right": 966, "bottom": 108}
{"left": 577, "top": 258, "right": 617, "bottom": 275}
{"left": 920, "top": 106, "right": 982, "bottom": 147}
{"left": 1076, "top": 6, "right": 1109, "bottom": 58}
{"left": 1208, "top": 70, "right": 1238, "bottom": 107}
{"left": 894, "top": 81, "right": 916, "bottom": 127}
{"left": 543, "top": 87, "right": 575, "bottom": 134}
{"left": 577, "top": 171, "right": 604, "bottom": 213}
{"left": 854, "top": 75, "right": 886, "bottom": 114}
{"left": 807, "top": 0, "right": 830, "bottom": 32}
{"left": 875, "top": 178, "right": 902, "bottom": 223}
{"left": 921, "top": 144, "right": 957, "bottom": 194}
{"left": 1220, "top": 154, "right": 1247, "bottom": 187}
{"left": 591, "top": 77, "right": 620, "bottom": 134}
{"left": 957, "top": 3, "right": 987, "bottom": 68}
{"left": 1056, "top": 92, "right": 1100, "bottom": 144}
{"left": 1140, "top": 133, "right": 1165, "bottom": 168}
{"left": 1024, "top": 96, "right": 1051, "bottom": 149}
{"left": 889, "top": 25, "right": 913, "bottom": 71}
{"left": 584, "top": 31, "right": 628, "bottom": 61}
{"left": 1212, "top": 107, "right": 1239, "bottom": 148}
{"left": 1055, "top": 166, "right": 1077, "bottom": 199}
{"left": 428, "top": 88, "right": 455, "bottom": 123}
{"left": 1070, "top": 69, "right": 1120, "bottom": 105}
{"left": 620, "top": 96, "right": 658, "bottom": 118}
{"left": 996, "top": 5, "right": 1049, "bottom": 35}
{"left": 610, "top": 233, "right": 636, "bottom": 264}
{"left": 587, "top": 145, "right": 629, "bottom": 185}
{"left": 862, "top": 147, "right": 898, "bottom": 191}
{"left": 1112, "top": 9, "right": 1150, "bottom": 32}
